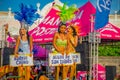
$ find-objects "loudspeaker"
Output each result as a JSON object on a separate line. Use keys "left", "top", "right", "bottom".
{"left": 106, "top": 66, "right": 116, "bottom": 80}
{"left": 76, "top": 64, "right": 87, "bottom": 71}
{"left": 3, "top": 47, "right": 14, "bottom": 65}
{"left": 75, "top": 41, "right": 89, "bottom": 71}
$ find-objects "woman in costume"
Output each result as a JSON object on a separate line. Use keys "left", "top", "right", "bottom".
{"left": 14, "top": 27, "right": 33, "bottom": 80}
{"left": 67, "top": 25, "right": 78, "bottom": 80}
{"left": 53, "top": 22, "right": 68, "bottom": 80}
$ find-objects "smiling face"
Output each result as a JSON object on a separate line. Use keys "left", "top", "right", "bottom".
{"left": 59, "top": 25, "right": 66, "bottom": 33}
{"left": 67, "top": 26, "right": 73, "bottom": 34}
{"left": 19, "top": 28, "right": 27, "bottom": 35}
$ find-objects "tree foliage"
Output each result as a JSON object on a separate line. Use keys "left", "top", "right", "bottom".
{"left": 98, "top": 42, "right": 120, "bottom": 56}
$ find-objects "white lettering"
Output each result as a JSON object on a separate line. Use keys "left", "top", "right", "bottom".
{"left": 42, "top": 16, "right": 51, "bottom": 24}
{"left": 100, "top": 24, "right": 118, "bottom": 33}
{"left": 30, "top": 27, "right": 58, "bottom": 36}
{"left": 44, "top": 38, "right": 52, "bottom": 40}
{"left": 97, "top": 0, "right": 111, "bottom": 12}
{"left": 101, "top": 34, "right": 112, "bottom": 37}
{"left": 42, "top": 16, "right": 60, "bottom": 26}
{"left": 74, "top": 22, "right": 80, "bottom": 25}
{"left": 72, "top": 10, "right": 84, "bottom": 21}
{"left": 53, "top": 18, "right": 61, "bottom": 26}
{"left": 46, "top": 17, "right": 55, "bottom": 25}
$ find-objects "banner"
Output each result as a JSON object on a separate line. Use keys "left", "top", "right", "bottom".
{"left": 72, "top": 53, "right": 81, "bottom": 64}
{"left": 10, "top": 54, "right": 33, "bottom": 66}
{"left": 29, "top": 2, "right": 96, "bottom": 43}
{"left": 29, "top": 8, "right": 60, "bottom": 43}
{"left": 95, "top": 0, "right": 112, "bottom": 30}
{"left": 49, "top": 53, "right": 81, "bottom": 66}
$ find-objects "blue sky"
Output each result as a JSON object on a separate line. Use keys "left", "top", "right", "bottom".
{"left": 0, "top": 0, "right": 119, "bottom": 14}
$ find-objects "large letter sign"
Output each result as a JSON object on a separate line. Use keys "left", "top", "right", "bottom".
{"left": 10, "top": 54, "right": 33, "bottom": 66}
{"left": 49, "top": 53, "right": 81, "bottom": 66}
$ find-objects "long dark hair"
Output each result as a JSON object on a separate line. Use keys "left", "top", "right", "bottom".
{"left": 58, "top": 22, "right": 66, "bottom": 33}
{"left": 26, "top": 30, "right": 30, "bottom": 44}
{"left": 69, "top": 25, "right": 77, "bottom": 36}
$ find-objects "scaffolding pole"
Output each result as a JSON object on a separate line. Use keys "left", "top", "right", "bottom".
{"left": 88, "top": 14, "right": 101, "bottom": 80}
{"left": 89, "top": 31, "right": 100, "bottom": 80}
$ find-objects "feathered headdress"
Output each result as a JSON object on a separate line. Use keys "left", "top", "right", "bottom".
{"left": 55, "top": 3, "right": 78, "bottom": 23}
{"left": 14, "top": 3, "right": 40, "bottom": 29}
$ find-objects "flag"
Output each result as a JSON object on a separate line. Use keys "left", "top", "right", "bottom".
{"left": 95, "top": 0, "right": 112, "bottom": 30}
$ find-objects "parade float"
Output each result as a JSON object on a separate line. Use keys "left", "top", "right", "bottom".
{"left": 0, "top": 0, "right": 120, "bottom": 80}
{"left": 0, "top": 1, "right": 97, "bottom": 79}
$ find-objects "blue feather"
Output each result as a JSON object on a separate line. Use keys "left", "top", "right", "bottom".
{"left": 14, "top": 3, "right": 40, "bottom": 27}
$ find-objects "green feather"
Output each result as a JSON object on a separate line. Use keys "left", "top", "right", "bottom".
{"left": 56, "top": 3, "right": 78, "bottom": 23}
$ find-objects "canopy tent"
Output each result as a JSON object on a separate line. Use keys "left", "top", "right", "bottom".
{"left": 29, "top": 8, "right": 60, "bottom": 43}
{"left": 29, "top": 1, "right": 120, "bottom": 44}
{"left": 29, "top": 1, "right": 96, "bottom": 43}
{"left": 4, "top": 1, "right": 120, "bottom": 45}
{"left": 76, "top": 64, "right": 106, "bottom": 80}
{"left": 93, "top": 64, "right": 106, "bottom": 80}
{"left": 71, "top": 1, "right": 96, "bottom": 36}
{"left": 97, "top": 23, "right": 120, "bottom": 40}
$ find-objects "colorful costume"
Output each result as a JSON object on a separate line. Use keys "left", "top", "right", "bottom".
{"left": 18, "top": 39, "right": 31, "bottom": 80}
{"left": 56, "top": 38, "right": 67, "bottom": 47}
{"left": 18, "top": 39, "right": 30, "bottom": 53}
{"left": 68, "top": 36, "right": 77, "bottom": 80}
{"left": 54, "top": 35, "right": 67, "bottom": 80}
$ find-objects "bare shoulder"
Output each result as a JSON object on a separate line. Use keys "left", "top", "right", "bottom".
{"left": 75, "top": 35, "right": 78, "bottom": 38}
{"left": 17, "top": 35, "right": 21, "bottom": 40}
{"left": 29, "top": 36, "right": 33, "bottom": 39}
{"left": 15, "top": 35, "right": 20, "bottom": 43}
{"left": 54, "top": 32, "right": 59, "bottom": 36}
